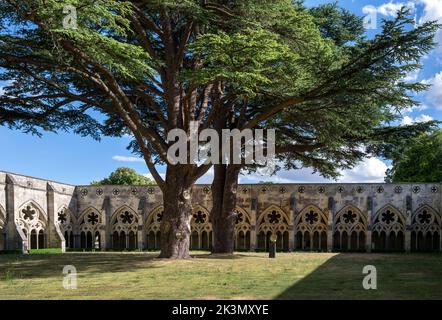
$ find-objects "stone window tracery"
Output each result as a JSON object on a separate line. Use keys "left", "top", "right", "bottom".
{"left": 295, "top": 205, "right": 328, "bottom": 251}
{"left": 16, "top": 201, "right": 47, "bottom": 250}
{"left": 258, "top": 205, "right": 290, "bottom": 252}
{"left": 410, "top": 205, "right": 440, "bottom": 252}
{"left": 112, "top": 206, "right": 139, "bottom": 250}
{"left": 333, "top": 206, "right": 367, "bottom": 252}
{"left": 372, "top": 205, "right": 405, "bottom": 252}
{"left": 234, "top": 207, "right": 252, "bottom": 251}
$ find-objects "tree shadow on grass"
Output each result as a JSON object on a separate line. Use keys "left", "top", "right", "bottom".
{"left": 275, "top": 253, "right": 442, "bottom": 300}
{"left": 193, "top": 253, "right": 264, "bottom": 260}
{"left": 0, "top": 252, "right": 163, "bottom": 280}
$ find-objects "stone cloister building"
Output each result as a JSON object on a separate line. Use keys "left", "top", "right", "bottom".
{"left": 0, "top": 171, "right": 441, "bottom": 253}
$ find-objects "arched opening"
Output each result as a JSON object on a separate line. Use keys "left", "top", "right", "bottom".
{"left": 320, "top": 231, "right": 327, "bottom": 251}
{"left": 304, "top": 231, "right": 312, "bottom": 250}
{"left": 425, "top": 232, "right": 432, "bottom": 251}
{"left": 38, "top": 230, "right": 45, "bottom": 249}
{"left": 201, "top": 231, "right": 209, "bottom": 250}
{"left": 258, "top": 231, "right": 266, "bottom": 250}
{"left": 147, "top": 231, "right": 161, "bottom": 250}
{"left": 120, "top": 231, "right": 126, "bottom": 250}
{"left": 341, "top": 231, "right": 348, "bottom": 251}
{"left": 283, "top": 231, "right": 289, "bottom": 251}
{"left": 350, "top": 232, "right": 358, "bottom": 250}
{"left": 235, "top": 231, "right": 244, "bottom": 250}
{"left": 30, "top": 230, "right": 37, "bottom": 249}
{"left": 312, "top": 231, "right": 320, "bottom": 251}
{"left": 295, "top": 231, "right": 303, "bottom": 250}
{"left": 333, "top": 232, "right": 340, "bottom": 251}
{"left": 358, "top": 232, "right": 365, "bottom": 251}
{"left": 191, "top": 231, "right": 199, "bottom": 250}
{"left": 80, "top": 232, "right": 86, "bottom": 249}
{"left": 128, "top": 231, "right": 137, "bottom": 250}
{"left": 86, "top": 231, "right": 93, "bottom": 249}
{"left": 113, "top": 231, "right": 120, "bottom": 250}
{"left": 411, "top": 231, "right": 417, "bottom": 252}
{"left": 64, "top": 231, "right": 74, "bottom": 249}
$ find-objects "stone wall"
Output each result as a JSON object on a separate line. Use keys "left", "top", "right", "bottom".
{"left": 1, "top": 171, "right": 441, "bottom": 253}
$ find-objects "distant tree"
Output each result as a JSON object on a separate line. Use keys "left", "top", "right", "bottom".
{"left": 386, "top": 129, "right": 442, "bottom": 183}
{"left": 92, "top": 167, "right": 155, "bottom": 186}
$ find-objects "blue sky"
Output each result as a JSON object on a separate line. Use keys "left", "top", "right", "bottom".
{"left": 1, "top": 0, "right": 442, "bottom": 185}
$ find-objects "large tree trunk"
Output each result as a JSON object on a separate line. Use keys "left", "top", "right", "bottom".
{"left": 211, "top": 164, "right": 241, "bottom": 254}
{"left": 159, "top": 166, "right": 193, "bottom": 259}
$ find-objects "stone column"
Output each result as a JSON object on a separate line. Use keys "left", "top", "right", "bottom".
{"left": 405, "top": 209, "right": 411, "bottom": 253}
{"left": 289, "top": 194, "right": 296, "bottom": 252}
{"left": 102, "top": 195, "right": 112, "bottom": 251}
{"left": 366, "top": 210, "right": 372, "bottom": 253}
{"left": 5, "top": 174, "right": 26, "bottom": 252}
{"left": 326, "top": 209, "right": 333, "bottom": 252}
{"left": 250, "top": 198, "right": 258, "bottom": 251}
{"left": 46, "top": 182, "right": 64, "bottom": 250}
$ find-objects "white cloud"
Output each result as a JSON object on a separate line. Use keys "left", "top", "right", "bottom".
{"left": 238, "top": 158, "right": 390, "bottom": 184}
{"left": 402, "top": 104, "right": 428, "bottom": 113}
{"left": 416, "top": 0, "right": 442, "bottom": 53}
{"left": 363, "top": 1, "right": 415, "bottom": 18}
{"left": 424, "top": 71, "right": 442, "bottom": 108}
{"left": 416, "top": 0, "right": 442, "bottom": 24}
{"left": 112, "top": 155, "right": 144, "bottom": 163}
{"left": 337, "top": 158, "right": 390, "bottom": 183}
{"left": 401, "top": 113, "right": 434, "bottom": 125}
{"left": 401, "top": 115, "right": 414, "bottom": 125}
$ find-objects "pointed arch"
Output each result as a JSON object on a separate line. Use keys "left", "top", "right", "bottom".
{"left": 190, "top": 204, "right": 212, "bottom": 250}
{"left": 56, "top": 205, "right": 76, "bottom": 231}
{"left": 258, "top": 205, "right": 290, "bottom": 226}
{"left": 145, "top": 205, "right": 164, "bottom": 234}
{"left": 111, "top": 205, "right": 140, "bottom": 250}
{"left": 257, "top": 205, "right": 290, "bottom": 252}
{"left": 295, "top": 205, "right": 328, "bottom": 252}
{"left": 77, "top": 206, "right": 103, "bottom": 233}
{"left": 372, "top": 204, "right": 405, "bottom": 252}
{"left": 333, "top": 205, "right": 367, "bottom": 252}
{"left": 410, "top": 205, "right": 441, "bottom": 252}
{"left": 16, "top": 200, "right": 48, "bottom": 249}
{"left": 234, "top": 206, "right": 252, "bottom": 251}
{"left": 145, "top": 206, "right": 163, "bottom": 250}
{"left": 372, "top": 204, "right": 406, "bottom": 234}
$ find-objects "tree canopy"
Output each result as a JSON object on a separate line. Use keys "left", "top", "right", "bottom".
{"left": 91, "top": 167, "right": 155, "bottom": 186}
{"left": 0, "top": 0, "right": 440, "bottom": 257}
{"left": 386, "top": 129, "right": 442, "bottom": 183}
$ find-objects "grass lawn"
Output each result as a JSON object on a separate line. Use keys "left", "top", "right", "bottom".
{"left": 0, "top": 252, "right": 441, "bottom": 300}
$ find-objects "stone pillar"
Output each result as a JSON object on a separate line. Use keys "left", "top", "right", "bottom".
{"left": 46, "top": 183, "right": 64, "bottom": 250}
{"left": 288, "top": 225, "right": 295, "bottom": 252}
{"left": 405, "top": 210, "right": 411, "bottom": 253}
{"left": 366, "top": 210, "right": 372, "bottom": 253}
{"left": 102, "top": 195, "right": 112, "bottom": 251}
{"left": 5, "top": 174, "right": 26, "bottom": 252}
{"left": 326, "top": 209, "right": 333, "bottom": 252}
{"left": 289, "top": 194, "right": 296, "bottom": 252}
{"left": 250, "top": 198, "right": 258, "bottom": 251}
{"left": 137, "top": 197, "right": 146, "bottom": 251}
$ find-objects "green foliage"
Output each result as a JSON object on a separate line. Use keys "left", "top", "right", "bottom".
{"left": 91, "top": 167, "right": 155, "bottom": 186}
{"left": 386, "top": 129, "right": 442, "bottom": 183}
{"left": 0, "top": 0, "right": 440, "bottom": 184}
